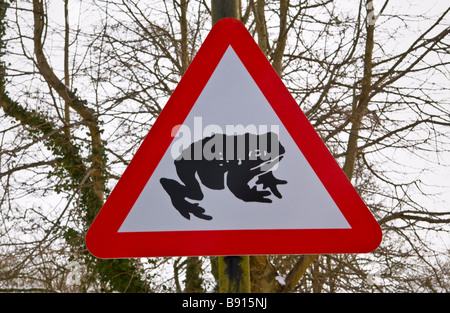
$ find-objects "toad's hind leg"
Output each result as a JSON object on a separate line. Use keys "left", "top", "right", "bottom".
{"left": 160, "top": 164, "right": 212, "bottom": 221}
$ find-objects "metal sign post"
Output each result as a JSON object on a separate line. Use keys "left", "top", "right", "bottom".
{"left": 211, "top": 0, "right": 250, "bottom": 294}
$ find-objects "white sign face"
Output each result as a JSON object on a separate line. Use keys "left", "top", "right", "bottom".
{"left": 118, "top": 46, "right": 350, "bottom": 233}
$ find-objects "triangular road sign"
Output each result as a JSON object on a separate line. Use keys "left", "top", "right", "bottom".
{"left": 86, "top": 18, "right": 382, "bottom": 258}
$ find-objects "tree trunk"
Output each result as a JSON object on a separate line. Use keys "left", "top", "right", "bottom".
{"left": 271, "top": 0, "right": 288, "bottom": 75}
{"left": 185, "top": 257, "right": 204, "bottom": 292}
{"left": 342, "top": 0, "right": 375, "bottom": 180}
{"left": 250, "top": 256, "right": 280, "bottom": 292}
{"left": 252, "top": 0, "right": 269, "bottom": 56}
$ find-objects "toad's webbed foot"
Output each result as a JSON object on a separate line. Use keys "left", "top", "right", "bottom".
{"left": 255, "top": 171, "right": 287, "bottom": 198}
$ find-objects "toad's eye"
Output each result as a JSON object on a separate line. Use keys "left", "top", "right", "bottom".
{"left": 249, "top": 149, "right": 266, "bottom": 158}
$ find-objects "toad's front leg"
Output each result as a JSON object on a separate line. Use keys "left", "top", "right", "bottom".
{"left": 255, "top": 171, "right": 287, "bottom": 198}
{"left": 226, "top": 170, "right": 272, "bottom": 203}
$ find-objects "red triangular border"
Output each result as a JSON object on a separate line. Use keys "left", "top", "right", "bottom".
{"left": 86, "top": 18, "right": 382, "bottom": 258}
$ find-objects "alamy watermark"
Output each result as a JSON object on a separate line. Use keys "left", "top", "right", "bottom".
{"left": 366, "top": 271, "right": 383, "bottom": 286}
{"left": 170, "top": 117, "right": 282, "bottom": 171}
{"left": 365, "top": 262, "right": 387, "bottom": 286}
{"left": 66, "top": 261, "right": 83, "bottom": 286}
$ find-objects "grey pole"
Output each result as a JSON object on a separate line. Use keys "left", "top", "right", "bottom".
{"left": 210, "top": 0, "right": 251, "bottom": 293}
{"left": 211, "top": 0, "right": 241, "bottom": 25}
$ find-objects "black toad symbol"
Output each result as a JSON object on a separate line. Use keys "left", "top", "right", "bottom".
{"left": 160, "top": 132, "right": 287, "bottom": 221}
